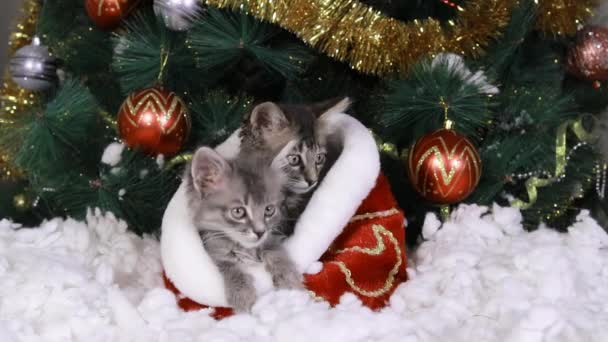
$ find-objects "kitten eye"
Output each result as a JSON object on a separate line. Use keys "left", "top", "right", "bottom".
{"left": 287, "top": 155, "right": 301, "bottom": 166}
{"left": 230, "top": 207, "right": 246, "bottom": 220}
{"left": 315, "top": 153, "right": 326, "bottom": 164}
{"left": 264, "top": 205, "right": 276, "bottom": 217}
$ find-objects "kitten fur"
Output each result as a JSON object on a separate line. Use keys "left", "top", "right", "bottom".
{"left": 185, "top": 147, "right": 302, "bottom": 312}
{"left": 238, "top": 97, "right": 350, "bottom": 235}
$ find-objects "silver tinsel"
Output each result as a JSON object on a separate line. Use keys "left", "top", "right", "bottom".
{"left": 9, "top": 37, "right": 58, "bottom": 91}
{"left": 153, "top": 0, "right": 202, "bottom": 31}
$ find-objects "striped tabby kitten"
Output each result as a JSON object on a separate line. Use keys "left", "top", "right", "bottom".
{"left": 185, "top": 146, "right": 302, "bottom": 312}
{"left": 239, "top": 97, "right": 350, "bottom": 235}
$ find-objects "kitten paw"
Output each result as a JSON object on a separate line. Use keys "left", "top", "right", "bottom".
{"left": 273, "top": 268, "right": 304, "bottom": 290}
{"left": 261, "top": 248, "right": 304, "bottom": 290}
{"left": 228, "top": 285, "right": 257, "bottom": 312}
{"left": 222, "top": 267, "right": 257, "bottom": 312}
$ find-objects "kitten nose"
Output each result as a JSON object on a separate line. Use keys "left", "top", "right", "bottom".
{"left": 305, "top": 177, "right": 318, "bottom": 187}
{"left": 304, "top": 172, "right": 317, "bottom": 186}
{"left": 254, "top": 230, "right": 265, "bottom": 238}
{"left": 305, "top": 169, "right": 318, "bottom": 186}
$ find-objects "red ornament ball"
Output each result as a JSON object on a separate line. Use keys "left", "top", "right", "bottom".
{"left": 566, "top": 26, "right": 608, "bottom": 81}
{"left": 85, "top": 0, "right": 139, "bottom": 29}
{"left": 407, "top": 129, "right": 481, "bottom": 204}
{"left": 117, "top": 87, "right": 191, "bottom": 156}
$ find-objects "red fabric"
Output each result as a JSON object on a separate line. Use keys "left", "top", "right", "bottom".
{"left": 304, "top": 173, "right": 407, "bottom": 308}
{"left": 163, "top": 274, "right": 234, "bottom": 319}
{"left": 164, "top": 172, "right": 407, "bottom": 317}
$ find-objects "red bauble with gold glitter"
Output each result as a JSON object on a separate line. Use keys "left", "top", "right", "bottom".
{"left": 566, "top": 26, "right": 608, "bottom": 81}
{"left": 117, "top": 87, "right": 191, "bottom": 156}
{"left": 407, "top": 128, "right": 481, "bottom": 204}
{"left": 85, "top": 0, "right": 139, "bottom": 29}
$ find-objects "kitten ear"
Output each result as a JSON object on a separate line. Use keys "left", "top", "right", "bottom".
{"left": 310, "top": 97, "right": 351, "bottom": 118}
{"left": 191, "top": 147, "right": 230, "bottom": 194}
{"left": 249, "top": 102, "right": 289, "bottom": 134}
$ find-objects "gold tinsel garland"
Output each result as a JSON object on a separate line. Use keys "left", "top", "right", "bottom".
{"left": 0, "top": 0, "right": 40, "bottom": 181}
{"left": 0, "top": 0, "right": 598, "bottom": 185}
{"left": 536, "top": 0, "right": 597, "bottom": 36}
{"left": 204, "top": 0, "right": 596, "bottom": 76}
{"left": 1, "top": 0, "right": 39, "bottom": 116}
{"left": 6, "top": 0, "right": 40, "bottom": 56}
{"left": 205, "top": 0, "right": 513, "bottom": 76}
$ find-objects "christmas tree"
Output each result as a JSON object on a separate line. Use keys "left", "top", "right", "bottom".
{"left": 0, "top": 0, "right": 606, "bottom": 244}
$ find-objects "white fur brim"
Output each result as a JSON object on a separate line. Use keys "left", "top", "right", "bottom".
{"left": 160, "top": 111, "right": 380, "bottom": 307}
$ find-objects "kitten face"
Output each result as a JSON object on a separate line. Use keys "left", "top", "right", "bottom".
{"left": 272, "top": 138, "right": 327, "bottom": 194}
{"left": 240, "top": 99, "right": 350, "bottom": 194}
{"left": 189, "top": 147, "right": 285, "bottom": 248}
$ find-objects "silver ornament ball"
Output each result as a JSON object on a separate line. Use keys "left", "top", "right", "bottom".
{"left": 9, "top": 37, "right": 58, "bottom": 91}
{"left": 153, "top": 0, "right": 202, "bottom": 31}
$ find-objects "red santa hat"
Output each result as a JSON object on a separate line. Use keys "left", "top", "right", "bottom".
{"left": 160, "top": 102, "right": 407, "bottom": 318}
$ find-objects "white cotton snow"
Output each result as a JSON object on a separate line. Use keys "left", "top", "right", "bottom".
{"left": 1, "top": 204, "right": 608, "bottom": 342}
{"left": 139, "top": 169, "right": 149, "bottom": 179}
{"left": 117, "top": 189, "right": 126, "bottom": 201}
{"left": 304, "top": 261, "right": 323, "bottom": 275}
{"left": 155, "top": 155, "right": 165, "bottom": 169}
{"left": 101, "top": 143, "right": 125, "bottom": 167}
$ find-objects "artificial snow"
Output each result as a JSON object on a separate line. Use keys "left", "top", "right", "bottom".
{"left": 101, "top": 143, "right": 125, "bottom": 167}
{"left": 1, "top": 204, "right": 608, "bottom": 342}
{"left": 139, "top": 169, "right": 149, "bottom": 179}
{"left": 155, "top": 155, "right": 165, "bottom": 169}
{"left": 117, "top": 189, "right": 126, "bottom": 201}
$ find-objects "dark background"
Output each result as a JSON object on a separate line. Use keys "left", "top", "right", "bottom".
{"left": 0, "top": 0, "right": 22, "bottom": 71}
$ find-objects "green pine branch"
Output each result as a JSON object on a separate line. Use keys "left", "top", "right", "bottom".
{"left": 188, "top": 90, "right": 252, "bottom": 147}
{"left": 469, "top": 86, "right": 578, "bottom": 204}
{"left": 479, "top": 0, "right": 536, "bottom": 80}
{"left": 187, "top": 8, "right": 311, "bottom": 82}
{"left": 521, "top": 145, "right": 597, "bottom": 230}
{"left": 1, "top": 79, "right": 100, "bottom": 179}
{"left": 37, "top": 0, "right": 111, "bottom": 75}
{"left": 380, "top": 58, "right": 495, "bottom": 145}
{"left": 37, "top": 148, "right": 179, "bottom": 235}
{"left": 112, "top": 8, "right": 192, "bottom": 94}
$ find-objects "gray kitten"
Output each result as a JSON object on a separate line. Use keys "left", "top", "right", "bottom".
{"left": 185, "top": 146, "right": 302, "bottom": 312}
{"left": 239, "top": 98, "right": 349, "bottom": 235}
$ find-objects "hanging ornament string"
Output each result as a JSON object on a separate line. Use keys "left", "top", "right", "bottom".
{"left": 512, "top": 117, "right": 596, "bottom": 209}
{"left": 203, "top": 0, "right": 594, "bottom": 76}
{"left": 439, "top": 96, "right": 453, "bottom": 129}
{"left": 437, "top": 97, "right": 456, "bottom": 219}
{"left": 157, "top": 46, "right": 170, "bottom": 84}
{"left": 371, "top": 97, "right": 459, "bottom": 161}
